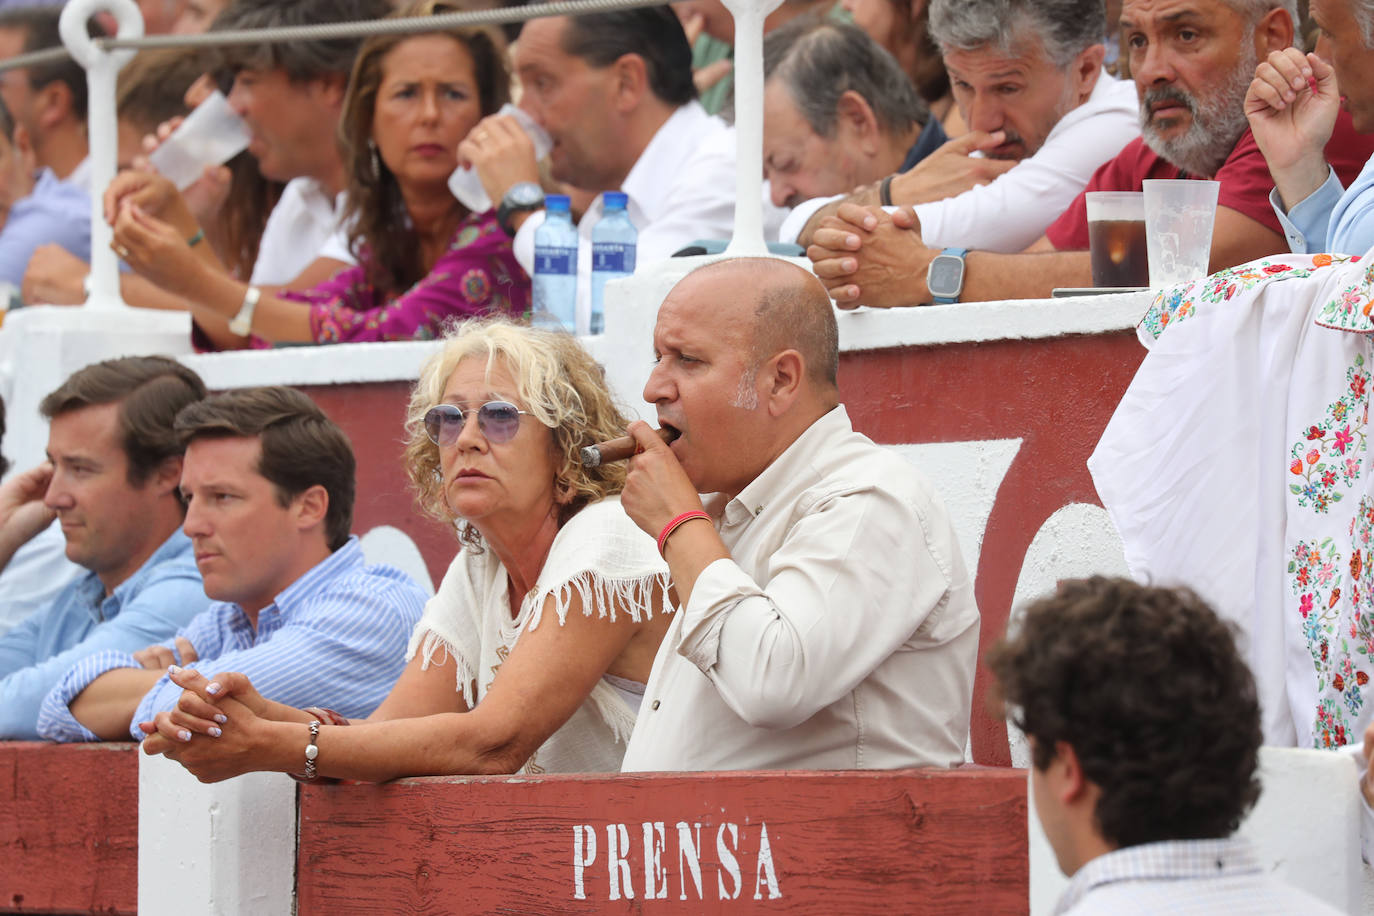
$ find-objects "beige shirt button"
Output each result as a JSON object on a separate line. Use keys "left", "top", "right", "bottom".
{"left": 651, "top": 700, "right": 661, "bottom": 710}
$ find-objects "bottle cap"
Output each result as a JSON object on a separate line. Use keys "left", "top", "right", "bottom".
{"left": 545, "top": 194, "right": 571, "bottom": 213}
{"left": 602, "top": 191, "right": 628, "bottom": 210}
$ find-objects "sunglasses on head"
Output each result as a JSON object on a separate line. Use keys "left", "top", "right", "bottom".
{"left": 423, "top": 401, "right": 531, "bottom": 447}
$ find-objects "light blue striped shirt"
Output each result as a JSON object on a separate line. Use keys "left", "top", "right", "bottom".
{"left": 37, "top": 537, "right": 426, "bottom": 741}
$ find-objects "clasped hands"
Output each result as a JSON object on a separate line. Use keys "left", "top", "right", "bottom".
{"left": 139, "top": 666, "right": 273, "bottom": 783}
{"left": 807, "top": 203, "right": 936, "bottom": 308}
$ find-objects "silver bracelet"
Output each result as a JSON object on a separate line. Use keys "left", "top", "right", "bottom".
{"left": 303, "top": 720, "right": 320, "bottom": 781}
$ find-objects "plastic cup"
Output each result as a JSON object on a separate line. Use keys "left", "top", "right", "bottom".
{"left": 148, "top": 90, "right": 251, "bottom": 190}
{"left": 448, "top": 103, "right": 553, "bottom": 212}
{"left": 1085, "top": 191, "right": 1148, "bottom": 288}
{"left": 1143, "top": 179, "right": 1220, "bottom": 287}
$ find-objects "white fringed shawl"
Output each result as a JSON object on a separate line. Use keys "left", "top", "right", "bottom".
{"left": 406, "top": 497, "right": 672, "bottom": 773}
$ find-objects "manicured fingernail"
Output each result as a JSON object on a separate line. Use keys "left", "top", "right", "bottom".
{"left": 178, "top": 729, "right": 191, "bottom": 742}
{"left": 844, "top": 259, "right": 857, "bottom": 272}
{"left": 208, "top": 726, "right": 222, "bottom": 738}
{"left": 206, "top": 682, "right": 221, "bottom": 695}
{"left": 168, "top": 665, "right": 181, "bottom": 674}
{"left": 214, "top": 714, "right": 227, "bottom": 724}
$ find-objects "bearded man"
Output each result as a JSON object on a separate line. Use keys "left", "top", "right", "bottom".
{"left": 803, "top": 0, "right": 1374, "bottom": 307}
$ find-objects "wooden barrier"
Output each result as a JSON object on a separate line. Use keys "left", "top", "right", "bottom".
{"left": 0, "top": 743, "right": 1027, "bottom": 915}
{"left": 296, "top": 767, "right": 1029, "bottom": 914}
{"left": 0, "top": 742, "right": 138, "bottom": 914}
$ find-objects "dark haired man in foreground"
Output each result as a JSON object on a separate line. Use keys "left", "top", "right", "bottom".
{"left": 991, "top": 576, "right": 1339, "bottom": 913}
{"left": 37, "top": 386, "right": 425, "bottom": 742}
{"left": 0, "top": 356, "right": 210, "bottom": 739}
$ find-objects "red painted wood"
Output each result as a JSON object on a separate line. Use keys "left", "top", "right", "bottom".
{"left": 301, "top": 382, "right": 459, "bottom": 586}
{"left": 839, "top": 332, "right": 1146, "bottom": 765}
{"left": 0, "top": 742, "right": 138, "bottom": 915}
{"left": 297, "top": 767, "right": 1028, "bottom": 914}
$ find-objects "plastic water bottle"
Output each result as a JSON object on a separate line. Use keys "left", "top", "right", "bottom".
{"left": 590, "top": 191, "right": 637, "bottom": 335}
{"left": 532, "top": 195, "right": 577, "bottom": 332}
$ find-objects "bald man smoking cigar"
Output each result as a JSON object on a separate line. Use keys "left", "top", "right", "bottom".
{"left": 618, "top": 258, "right": 980, "bottom": 772}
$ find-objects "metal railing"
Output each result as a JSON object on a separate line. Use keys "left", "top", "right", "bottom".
{"left": 0, "top": 0, "right": 777, "bottom": 311}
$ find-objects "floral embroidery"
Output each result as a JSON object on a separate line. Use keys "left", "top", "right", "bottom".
{"left": 1291, "top": 499, "right": 1374, "bottom": 748}
{"left": 1315, "top": 255, "right": 1374, "bottom": 331}
{"left": 1140, "top": 255, "right": 1361, "bottom": 342}
{"left": 1288, "top": 353, "right": 1370, "bottom": 512}
{"left": 1290, "top": 536, "right": 1361, "bottom": 748}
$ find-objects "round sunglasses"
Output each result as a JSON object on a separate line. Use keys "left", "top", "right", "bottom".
{"left": 423, "top": 401, "right": 532, "bottom": 447}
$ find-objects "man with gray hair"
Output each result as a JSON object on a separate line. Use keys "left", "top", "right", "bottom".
{"left": 782, "top": 0, "right": 1140, "bottom": 252}
{"left": 806, "top": 0, "right": 1374, "bottom": 306}
{"left": 764, "top": 17, "right": 947, "bottom": 211}
{"left": 1246, "top": 0, "right": 1374, "bottom": 254}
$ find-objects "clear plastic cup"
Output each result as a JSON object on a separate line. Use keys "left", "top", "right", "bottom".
{"left": 448, "top": 103, "right": 553, "bottom": 213}
{"left": 1143, "top": 179, "right": 1220, "bottom": 287}
{"left": 1085, "top": 191, "right": 1148, "bottom": 288}
{"left": 148, "top": 90, "right": 251, "bottom": 190}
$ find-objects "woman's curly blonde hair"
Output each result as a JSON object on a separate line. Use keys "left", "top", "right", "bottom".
{"left": 404, "top": 318, "right": 632, "bottom": 547}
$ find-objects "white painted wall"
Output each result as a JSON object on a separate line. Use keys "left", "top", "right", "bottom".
{"left": 138, "top": 751, "right": 297, "bottom": 915}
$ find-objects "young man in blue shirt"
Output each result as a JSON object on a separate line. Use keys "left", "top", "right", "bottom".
{"left": 38, "top": 386, "right": 426, "bottom": 742}
{"left": 0, "top": 355, "right": 211, "bottom": 738}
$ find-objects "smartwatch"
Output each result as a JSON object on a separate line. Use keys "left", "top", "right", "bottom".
{"left": 927, "top": 247, "right": 968, "bottom": 304}
{"left": 497, "top": 182, "right": 545, "bottom": 237}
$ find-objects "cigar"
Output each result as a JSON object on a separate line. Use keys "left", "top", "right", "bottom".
{"left": 581, "top": 427, "right": 679, "bottom": 468}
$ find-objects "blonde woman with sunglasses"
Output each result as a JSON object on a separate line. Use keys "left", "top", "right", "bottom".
{"left": 140, "top": 319, "right": 674, "bottom": 781}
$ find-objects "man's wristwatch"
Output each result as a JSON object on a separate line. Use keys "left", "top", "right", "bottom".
{"left": 927, "top": 247, "right": 968, "bottom": 304}
{"left": 497, "top": 182, "right": 545, "bottom": 237}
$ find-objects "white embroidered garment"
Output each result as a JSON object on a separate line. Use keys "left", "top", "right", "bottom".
{"left": 406, "top": 497, "right": 670, "bottom": 774}
{"left": 1089, "top": 250, "right": 1374, "bottom": 748}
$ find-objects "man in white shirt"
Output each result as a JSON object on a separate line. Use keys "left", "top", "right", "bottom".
{"left": 782, "top": 0, "right": 1140, "bottom": 252}
{"left": 196, "top": 0, "right": 393, "bottom": 288}
{"left": 991, "top": 576, "right": 1339, "bottom": 915}
{"left": 618, "top": 258, "right": 979, "bottom": 771}
{"left": 461, "top": 9, "right": 783, "bottom": 323}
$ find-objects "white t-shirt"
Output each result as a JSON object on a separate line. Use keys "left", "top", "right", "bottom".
{"left": 249, "top": 177, "right": 354, "bottom": 286}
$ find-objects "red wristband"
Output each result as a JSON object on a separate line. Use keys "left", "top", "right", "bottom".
{"left": 657, "top": 510, "right": 712, "bottom": 556}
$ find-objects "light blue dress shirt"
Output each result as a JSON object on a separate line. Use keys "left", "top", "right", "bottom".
{"left": 37, "top": 536, "right": 427, "bottom": 742}
{"left": 0, "top": 529, "right": 208, "bottom": 739}
{"left": 1273, "top": 155, "right": 1374, "bottom": 256}
{"left": 0, "top": 168, "right": 90, "bottom": 288}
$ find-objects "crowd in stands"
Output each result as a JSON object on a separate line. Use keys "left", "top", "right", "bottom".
{"left": 0, "top": 0, "right": 1371, "bottom": 909}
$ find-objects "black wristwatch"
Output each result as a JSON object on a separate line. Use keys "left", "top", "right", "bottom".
{"left": 497, "top": 182, "right": 545, "bottom": 237}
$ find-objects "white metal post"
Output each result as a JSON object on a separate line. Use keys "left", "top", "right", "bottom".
{"left": 721, "top": 0, "right": 782, "bottom": 257}
{"left": 58, "top": 0, "right": 142, "bottom": 309}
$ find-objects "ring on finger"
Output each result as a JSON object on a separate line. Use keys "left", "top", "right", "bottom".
{"left": 114, "top": 245, "right": 130, "bottom": 258}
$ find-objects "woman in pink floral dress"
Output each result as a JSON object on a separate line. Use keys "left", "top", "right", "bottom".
{"left": 109, "top": 0, "right": 529, "bottom": 348}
